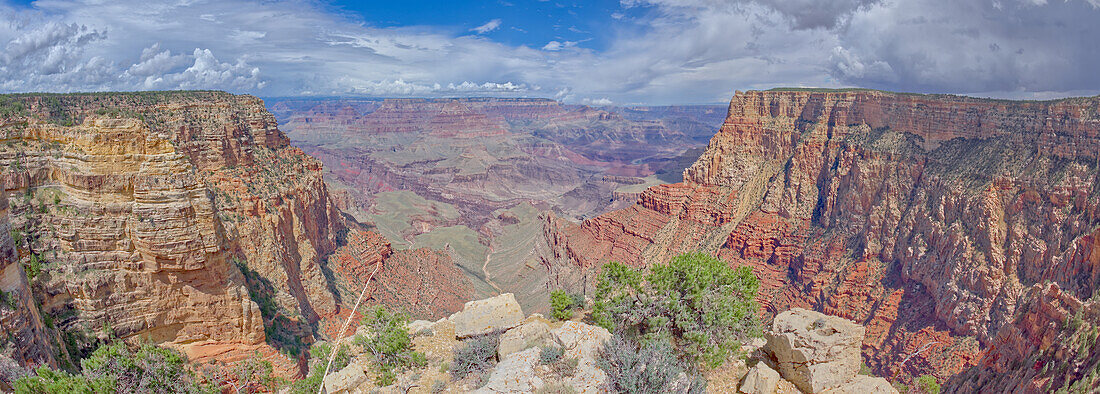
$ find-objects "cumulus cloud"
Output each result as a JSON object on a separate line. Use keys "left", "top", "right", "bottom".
{"left": 0, "top": 0, "right": 1097, "bottom": 102}
{"left": 582, "top": 97, "right": 613, "bottom": 106}
{"left": 541, "top": 40, "right": 578, "bottom": 51}
{"left": 470, "top": 19, "right": 502, "bottom": 34}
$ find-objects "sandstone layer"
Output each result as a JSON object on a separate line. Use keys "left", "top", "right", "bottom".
{"left": 541, "top": 89, "right": 1100, "bottom": 385}
{"left": 0, "top": 92, "right": 473, "bottom": 376}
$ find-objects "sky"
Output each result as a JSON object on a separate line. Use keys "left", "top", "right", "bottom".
{"left": 1, "top": 0, "right": 1099, "bottom": 105}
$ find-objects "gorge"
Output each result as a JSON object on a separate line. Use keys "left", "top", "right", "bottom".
{"left": 2, "top": 88, "right": 1099, "bottom": 392}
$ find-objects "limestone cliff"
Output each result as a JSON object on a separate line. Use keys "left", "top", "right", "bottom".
{"left": 0, "top": 192, "right": 56, "bottom": 368}
{"left": 0, "top": 92, "right": 352, "bottom": 375}
{"left": 542, "top": 89, "right": 1100, "bottom": 384}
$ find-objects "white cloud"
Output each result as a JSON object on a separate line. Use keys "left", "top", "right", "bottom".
{"left": 470, "top": 19, "right": 502, "bottom": 34}
{"left": 541, "top": 40, "right": 578, "bottom": 51}
{"left": 0, "top": 0, "right": 1097, "bottom": 102}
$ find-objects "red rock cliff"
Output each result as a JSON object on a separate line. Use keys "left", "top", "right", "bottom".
{"left": 542, "top": 89, "right": 1100, "bottom": 385}
{"left": 0, "top": 92, "right": 358, "bottom": 375}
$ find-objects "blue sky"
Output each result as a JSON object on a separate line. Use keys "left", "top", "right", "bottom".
{"left": 2, "top": 0, "right": 1099, "bottom": 104}
{"left": 329, "top": 0, "right": 634, "bottom": 51}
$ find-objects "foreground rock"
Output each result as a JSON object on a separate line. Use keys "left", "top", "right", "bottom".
{"left": 766, "top": 308, "right": 865, "bottom": 392}
{"left": 451, "top": 293, "right": 526, "bottom": 338}
{"left": 739, "top": 363, "right": 781, "bottom": 394}
{"left": 474, "top": 347, "right": 545, "bottom": 393}
{"left": 760, "top": 309, "right": 896, "bottom": 394}
{"left": 551, "top": 321, "right": 612, "bottom": 393}
{"left": 498, "top": 319, "right": 559, "bottom": 358}
{"left": 325, "top": 294, "right": 899, "bottom": 394}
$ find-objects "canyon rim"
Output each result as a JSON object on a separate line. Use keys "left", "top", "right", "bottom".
{"left": 3, "top": 0, "right": 1100, "bottom": 393}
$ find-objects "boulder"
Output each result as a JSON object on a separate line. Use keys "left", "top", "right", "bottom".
{"left": 821, "top": 375, "right": 899, "bottom": 394}
{"left": 451, "top": 293, "right": 525, "bottom": 338}
{"left": 474, "top": 347, "right": 544, "bottom": 393}
{"left": 407, "top": 320, "right": 434, "bottom": 336}
{"left": 498, "top": 321, "right": 560, "bottom": 359}
{"left": 551, "top": 321, "right": 612, "bottom": 393}
{"left": 764, "top": 308, "right": 864, "bottom": 393}
{"left": 322, "top": 361, "right": 368, "bottom": 394}
{"left": 551, "top": 321, "right": 611, "bottom": 361}
{"left": 739, "top": 363, "right": 781, "bottom": 394}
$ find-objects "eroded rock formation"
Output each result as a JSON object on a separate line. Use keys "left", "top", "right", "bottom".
{"left": 0, "top": 92, "right": 472, "bottom": 376}
{"left": 541, "top": 89, "right": 1100, "bottom": 384}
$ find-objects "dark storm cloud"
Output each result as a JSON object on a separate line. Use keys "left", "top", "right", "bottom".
{"left": 829, "top": 0, "right": 1100, "bottom": 95}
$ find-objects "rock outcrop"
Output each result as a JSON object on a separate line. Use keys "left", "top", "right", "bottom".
{"left": 540, "top": 89, "right": 1100, "bottom": 384}
{"left": 0, "top": 192, "right": 55, "bottom": 368}
{"left": 450, "top": 293, "right": 526, "bottom": 338}
{"left": 497, "top": 320, "right": 558, "bottom": 358}
{"left": 764, "top": 309, "right": 877, "bottom": 393}
{"left": 0, "top": 92, "right": 473, "bottom": 376}
{"left": 323, "top": 294, "right": 895, "bottom": 394}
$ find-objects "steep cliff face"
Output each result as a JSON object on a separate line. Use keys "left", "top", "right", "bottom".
{"left": 0, "top": 192, "right": 56, "bottom": 368}
{"left": 0, "top": 92, "right": 352, "bottom": 372}
{"left": 542, "top": 89, "right": 1100, "bottom": 383}
{"left": 321, "top": 229, "right": 473, "bottom": 338}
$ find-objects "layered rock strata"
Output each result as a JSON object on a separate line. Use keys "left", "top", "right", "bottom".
{"left": 0, "top": 192, "right": 55, "bottom": 367}
{"left": 542, "top": 89, "right": 1100, "bottom": 384}
{"left": 0, "top": 92, "right": 471, "bottom": 375}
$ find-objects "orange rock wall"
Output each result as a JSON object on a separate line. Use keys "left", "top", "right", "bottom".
{"left": 0, "top": 92, "right": 346, "bottom": 372}
{"left": 542, "top": 89, "right": 1100, "bottom": 384}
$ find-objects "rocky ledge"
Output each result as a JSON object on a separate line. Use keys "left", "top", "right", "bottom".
{"left": 320, "top": 295, "right": 896, "bottom": 394}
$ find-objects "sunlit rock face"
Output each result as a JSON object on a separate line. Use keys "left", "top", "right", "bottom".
{"left": 540, "top": 89, "right": 1100, "bottom": 385}
{"left": 0, "top": 92, "right": 382, "bottom": 375}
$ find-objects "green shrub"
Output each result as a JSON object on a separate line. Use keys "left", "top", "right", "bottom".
{"left": 451, "top": 333, "right": 500, "bottom": 381}
{"left": 81, "top": 342, "right": 201, "bottom": 392}
{"left": 289, "top": 342, "right": 351, "bottom": 393}
{"left": 233, "top": 353, "right": 278, "bottom": 392}
{"left": 592, "top": 253, "right": 761, "bottom": 367}
{"left": 288, "top": 369, "right": 324, "bottom": 394}
{"left": 430, "top": 379, "right": 447, "bottom": 393}
{"left": 23, "top": 254, "right": 42, "bottom": 281}
{"left": 14, "top": 367, "right": 113, "bottom": 394}
{"left": 597, "top": 334, "right": 706, "bottom": 394}
{"left": 15, "top": 342, "right": 206, "bottom": 393}
{"left": 550, "top": 290, "right": 575, "bottom": 320}
{"left": 357, "top": 305, "right": 425, "bottom": 386}
{"left": 916, "top": 375, "right": 940, "bottom": 394}
{"left": 0, "top": 290, "right": 16, "bottom": 309}
{"left": 540, "top": 346, "right": 564, "bottom": 365}
{"left": 310, "top": 342, "right": 351, "bottom": 372}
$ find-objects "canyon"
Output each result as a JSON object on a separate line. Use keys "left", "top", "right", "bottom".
{"left": 3, "top": 88, "right": 1099, "bottom": 392}
{"left": 540, "top": 88, "right": 1100, "bottom": 389}
{"left": 267, "top": 97, "right": 723, "bottom": 308}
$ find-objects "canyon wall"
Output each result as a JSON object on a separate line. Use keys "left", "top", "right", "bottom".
{"left": 0, "top": 92, "right": 472, "bottom": 374}
{"left": 542, "top": 89, "right": 1100, "bottom": 385}
{"left": 0, "top": 192, "right": 56, "bottom": 368}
